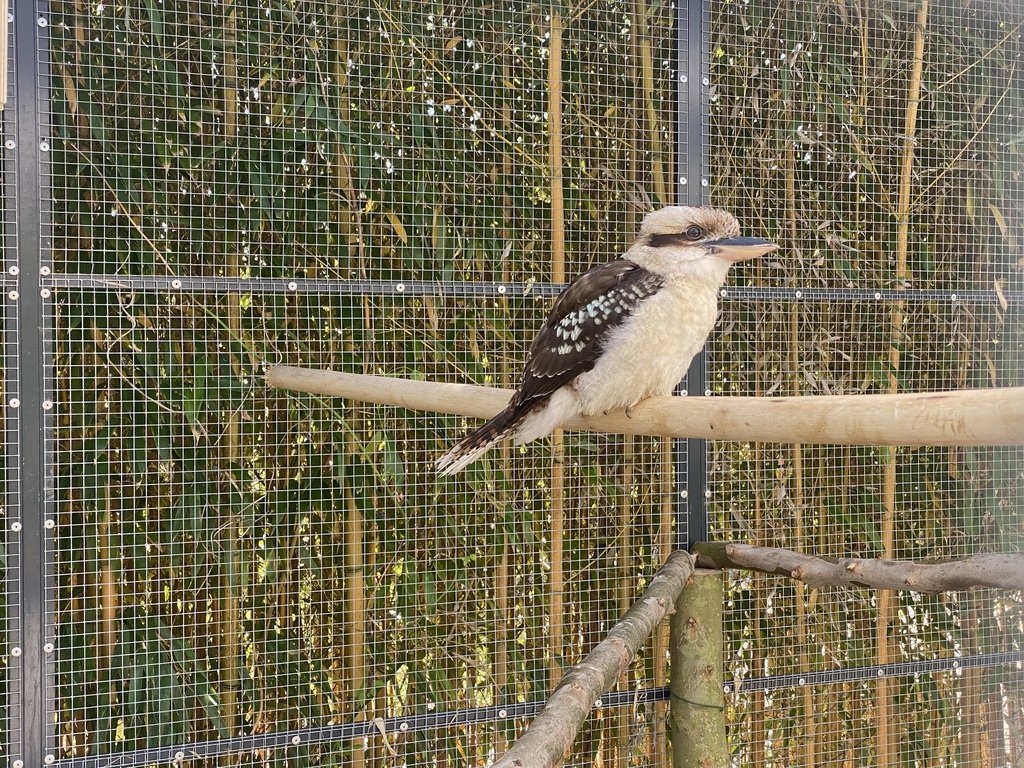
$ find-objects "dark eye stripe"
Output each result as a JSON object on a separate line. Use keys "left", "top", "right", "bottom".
{"left": 647, "top": 233, "right": 701, "bottom": 248}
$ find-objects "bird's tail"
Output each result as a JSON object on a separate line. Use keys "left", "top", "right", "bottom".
{"left": 435, "top": 408, "right": 522, "bottom": 476}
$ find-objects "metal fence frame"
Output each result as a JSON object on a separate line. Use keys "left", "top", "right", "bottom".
{"left": 4, "top": 0, "right": 1022, "bottom": 766}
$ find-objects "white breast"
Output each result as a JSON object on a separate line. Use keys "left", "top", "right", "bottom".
{"left": 569, "top": 276, "right": 720, "bottom": 416}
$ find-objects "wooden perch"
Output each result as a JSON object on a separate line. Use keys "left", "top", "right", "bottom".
{"left": 265, "top": 366, "right": 1024, "bottom": 447}
{"left": 490, "top": 550, "right": 695, "bottom": 768}
{"left": 693, "top": 542, "right": 1024, "bottom": 593}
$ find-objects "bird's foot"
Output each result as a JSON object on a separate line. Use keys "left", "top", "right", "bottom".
{"left": 625, "top": 396, "right": 651, "bottom": 419}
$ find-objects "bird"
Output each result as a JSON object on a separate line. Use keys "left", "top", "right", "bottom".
{"left": 435, "top": 206, "right": 778, "bottom": 476}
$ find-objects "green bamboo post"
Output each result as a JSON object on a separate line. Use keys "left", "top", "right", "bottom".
{"left": 670, "top": 569, "right": 726, "bottom": 768}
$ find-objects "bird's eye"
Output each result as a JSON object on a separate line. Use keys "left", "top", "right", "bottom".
{"left": 683, "top": 225, "right": 704, "bottom": 240}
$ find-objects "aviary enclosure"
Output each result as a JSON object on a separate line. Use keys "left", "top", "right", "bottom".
{"left": 1, "top": 0, "right": 1020, "bottom": 766}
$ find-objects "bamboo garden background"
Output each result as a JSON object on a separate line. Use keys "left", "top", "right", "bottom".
{"left": 5, "top": 0, "right": 1020, "bottom": 766}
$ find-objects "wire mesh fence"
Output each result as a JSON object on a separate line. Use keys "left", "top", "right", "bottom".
{"left": 3, "top": 0, "right": 1021, "bottom": 767}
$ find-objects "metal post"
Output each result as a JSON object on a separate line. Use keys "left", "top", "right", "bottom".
{"left": 675, "top": 0, "right": 710, "bottom": 549}
{"left": 13, "top": 0, "right": 52, "bottom": 765}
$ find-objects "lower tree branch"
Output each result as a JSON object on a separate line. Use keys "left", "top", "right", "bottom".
{"left": 490, "top": 550, "right": 695, "bottom": 768}
{"left": 693, "top": 542, "right": 1024, "bottom": 593}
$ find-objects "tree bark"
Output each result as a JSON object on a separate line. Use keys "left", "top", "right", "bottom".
{"left": 489, "top": 551, "right": 695, "bottom": 768}
{"left": 265, "top": 366, "right": 1024, "bottom": 447}
{"left": 670, "top": 570, "right": 726, "bottom": 768}
{"left": 693, "top": 542, "right": 1024, "bottom": 593}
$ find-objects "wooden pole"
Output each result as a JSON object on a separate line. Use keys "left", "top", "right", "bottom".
{"left": 670, "top": 569, "right": 726, "bottom": 768}
{"left": 265, "top": 367, "right": 1024, "bottom": 448}
{"left": 490, "top": 551, "right": 695, "bottom": 768}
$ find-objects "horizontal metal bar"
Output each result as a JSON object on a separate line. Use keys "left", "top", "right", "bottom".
{"left": 45, "top": 273, "right": 1021, "bottom": 305}
{"left": 53, "top": 649, "right": 1023, "bottom": 768}
{"left": 725, "top": 649, "right": 1024, "bottom": 694}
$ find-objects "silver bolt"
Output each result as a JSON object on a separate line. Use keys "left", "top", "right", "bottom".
{"left": 702, "top": 77, "right": 710, "bottom": 86}
{"left": 719, "top": 289, "right": 727, "bottom": 297}
{"left": 12, "top": 762, "right": 21, "bottom": 768}
{"left": 874, "top": 292, "right": 882, "bottom": 300}
{"left": 794, "top": 291, "right": 802, "bottom": 299}
{"left": 700, "top": 178, "right": 709, "bottom": 187}
{"left": 174, "top": 752, "right": 186, "bottom": 762}
{"left": 594, "top": 699, "right": 603, "bottom": 707}
{"left": 287, "top": 281, "right": 298, "bottom": 291}
{"left": 497, "top": 285, "right": 507, "bottom": 294}
{"left": 8, "top": 266, "right": 18, "bottom": 275}
{"left": 679, "top": 74, "right": 688, "bottom": 83}
{"left": 171, "top": 279, "right": 182, "bottom": 289}
{"left": 950, "top": 293, "right": 958, "bottom": 302}
{"left": 704, "top": 389, "right": 712, "bottom": 397}
{"left": 877, "top": 668, "right": 885, "bottom": 677}
{"left": 798, "top": 677, "right": 806, "bottom": 685}
{"left": 396, "top": 283, "right": 406, "bottom": 293}
{"left": 291, "top": 736, "right": 301, "bottom": 745}
{"left": 679, "top": 176, "right": 688, "bottom": 186}
{"left": 43, "top": 643, "right": 54, "bottom": 653}
{"left": 44, "top": 519, "right": 54, "bottom": 529}
{"left": 36, "top": 16, "right": 47, "bottom": 27}
{"left": 723, "top": 684, "right": 732, "bottom": 694}
{"left": 40, "top": 141, "right": 50, "bottom": 152}
{"left": 10, "top": 647, "right": 20, "bottom": 657}
{"left": 42, "top": 400, "right": 53, "bottom": 410}
{"left": 40, "top": 266, "right": 51, "bottom": 276}
{"left": 9, "top": 398, "right": 19, "bottom": 408}
{"left": 680, "top": 490, "right": 688, "bottom": 499}
{"left": 951, "top": 660, "right": 960, "bottom": 669}
{"left": 8, "top": 291, "right": 18, "bottom": 300}
{"left": 4, "top": 140, "right": 13, "bottom": 150}
{"left": 498, "top": 709, "right": 507, "bottom": 718}
{"left": 399, "top": 722, "right": 409, "bottom": 732}
{"left": 11, "top": 522, "right": 21, "bottom": 532}
{"left": 704, "top": 489, "right": 711, "bottom": 498}
{"left": 40, "top": 289, "right": 51, "bottom": 299}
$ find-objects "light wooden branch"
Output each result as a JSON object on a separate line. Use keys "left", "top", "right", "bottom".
{"left": 265, "top": 366, "right": 1024, "bottom": 447}
{"left": 693, "top": 542, "right": 1024, "bottom": 594}
{"left": 489, "top": 550, "right": 695, "bottom": 768}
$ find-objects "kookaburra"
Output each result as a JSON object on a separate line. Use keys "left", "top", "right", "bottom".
{"left": 435, "top": 206, "right": 777, "bottom": 476}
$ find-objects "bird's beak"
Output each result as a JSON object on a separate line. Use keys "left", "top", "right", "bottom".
{"left": 704, "top": 236, "right": 778, "bottom": 263}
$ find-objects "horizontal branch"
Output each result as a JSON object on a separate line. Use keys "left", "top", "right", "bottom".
{"left": 693, "top": 542, "right": 1024, "bottom": 593}
{"left": 266, "top": 366, "right": 1024, "bottom": 447}
{"left": 490, "top": 550, "right": 695, "bottom": 768}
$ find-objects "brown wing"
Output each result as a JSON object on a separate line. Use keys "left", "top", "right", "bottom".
{"left": 510, "top": 259, "right": 664, "bottom": 411}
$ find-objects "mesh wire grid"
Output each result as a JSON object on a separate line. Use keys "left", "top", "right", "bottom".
{"left": 708, "top": 1, "right": 1023, "bottom": 767}
{"left": 4, "top": 3, "right": 22, "bottom": 761}
{"left": 15, "top": 1, "right": 1024, "bottom": 768}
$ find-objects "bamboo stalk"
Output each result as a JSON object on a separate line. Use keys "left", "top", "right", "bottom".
{"left": 265, "top": 367, "right": 1024, "bottom": 448}
{"left": 670, "top": 569, "right": 726, "bottom": 768}
{"left": 788, "top": 304, "right": 816, "bottom": 768}
{"left": 547, "top": 7, "right": 566, "bottom": 691}
{"left": 218, "top": 5, "right": 242, "bottom": 740}
{"left": 880, "top": 3, "right": 930, "bottom": 761}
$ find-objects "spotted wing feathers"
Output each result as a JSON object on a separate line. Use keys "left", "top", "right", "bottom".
{"left": 512, "top": 259, "right": 664, "bottom": 412}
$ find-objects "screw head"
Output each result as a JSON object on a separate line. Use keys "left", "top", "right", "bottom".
{"left": 9, "top": 398, "right": 19, "bottom": 408}
{"left": 43, "top": 643, "right": 54, "bottom": 653}
{"left": 40, "top": 289, "right": 51, "bottom": 299}
{"left": 3, "top": 140, "right": 13, "bottom": 150}
{"left": 395, "top": 283, "right": 406, "bottom": 293}
{"left": 287, "top": 281, "right": 298, "bottom": 291}
{"left": 10, "top": 647, "right": 20, "bottom": 657}
{"left": 171, "top": 279, "right": 182, "bottom": 289}
{"left": 8, "top": 290, "right": 18, "bottom": 300}
{"left": 11, "top": 522, "right": 21, "bottom": 532}
{"left": 36, "top": 16, "right": 48, "bottom": 27}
